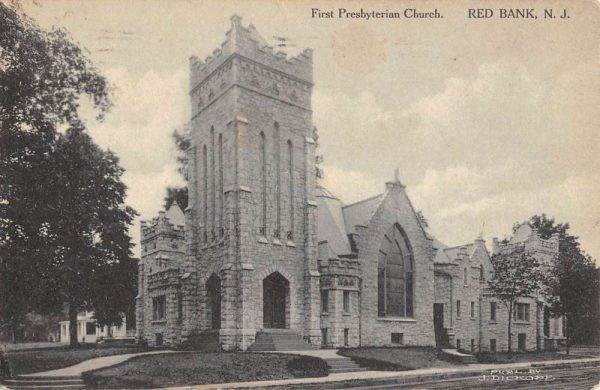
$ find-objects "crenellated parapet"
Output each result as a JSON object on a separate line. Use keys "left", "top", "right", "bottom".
{"left": 190, "top": 15, "right": 313, "bottom": 117}
{"left": 318, "top": 256, "right": 361, "bottom": 290}
{"left": 141, "top": 211, "right": 185, "bottom": 243}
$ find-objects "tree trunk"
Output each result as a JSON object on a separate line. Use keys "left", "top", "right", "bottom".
{"left": 507, "top": 301, "right": 513, "bottom": 356}
{"left": 565, "top": 316, "right": 570, "bottom": 355}
{"left": 68, "top": 302, "right": 79, "bottom": 348}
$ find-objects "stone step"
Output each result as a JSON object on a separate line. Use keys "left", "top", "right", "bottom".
{"left": 5, "top": 379, "right": 84, "bottom": 386}
{"left": 249, "top": 330, "right": 314, "bottom": 351}
{"left": 2, "top": 378, "right": 86, "bottom": 390}
{"left": 330, "top": 367, "right": 367, "bottom": 373}
{"left": 323, "top": 356, "right": 365, "bottom": 373}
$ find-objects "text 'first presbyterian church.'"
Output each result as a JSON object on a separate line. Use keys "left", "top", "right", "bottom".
{"left": 136, "top": 16, "right": 565, "bottom": 352}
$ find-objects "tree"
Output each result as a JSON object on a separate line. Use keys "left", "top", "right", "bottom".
{"left": 163, "top": 125, "right": 190, "bottom": 210}
{"left": 488, "top": 246, "right": 545, "bottom": 354}
{"left": 164, "top": 186, "right": 188, "bottom": 211}
{"left": 1, "top": 4, "right": 136, "bottom": 347}
{"left": 42, "top": 127, "right": 136, "bottom": 347}
{"left": 527, "top": 214, "right": 600, "bottom": 352}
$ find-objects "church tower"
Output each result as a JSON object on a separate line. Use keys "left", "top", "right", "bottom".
{"left": 183, "top": 15, "right": 320, "bottom": 350}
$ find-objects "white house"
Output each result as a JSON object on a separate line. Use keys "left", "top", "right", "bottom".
{"left": 59, "top": 312, "right": 133, "bottom": 344}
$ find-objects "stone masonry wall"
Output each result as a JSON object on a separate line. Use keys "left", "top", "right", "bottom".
{"left": 185, "top": 15, "right": 319, "bottom": 350}
{"left": 357, "top": 182, "right": 436, "bottom": 347}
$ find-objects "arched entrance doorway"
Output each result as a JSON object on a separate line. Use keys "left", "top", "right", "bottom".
{"left": 263, "top": 272, "right": 289, "bottom": 329}
{"left": 206, "top": 273, "right": 221, "bottom": 330}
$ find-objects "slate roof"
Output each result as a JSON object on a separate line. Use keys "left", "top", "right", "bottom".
{"left": 316, "top": 186, "right": 351, "bottom": 256}
{"left": 342, "top": 194, "right": 384, "bottom": 235}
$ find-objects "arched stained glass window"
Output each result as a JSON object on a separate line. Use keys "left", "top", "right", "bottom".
{"left": 377, "top": 224, "right": 414, "bottom": 317}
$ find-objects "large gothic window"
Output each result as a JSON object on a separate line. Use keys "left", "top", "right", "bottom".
{"left": 377, "top": 224, "right": 414, "bottom": 318}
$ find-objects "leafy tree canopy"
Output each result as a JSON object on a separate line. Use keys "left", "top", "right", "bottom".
{"left": 0, "top": 4, "right": 136, "bottom": 345}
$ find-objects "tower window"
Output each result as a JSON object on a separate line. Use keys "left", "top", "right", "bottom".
{"left": 218, "top": 133, "right": 223, "bottom": 237}
{"left": 287, "top": 140, "right": 294, "bottom": 240}
{"left": 259, "top": 132, "right": 267, "bottom": 236}
{"left": 203, "top": 144, "right": 208, "bottom": 243}
{"left": 321, "top": 290, "right": 329, "bottom": 313}
{"left": 211, "top": 127, "right": 216, "bottom": 240}
{"left": 274, "top": 123, "right": 281, "bottom": 238}
{"left": 343, "top": 291, "right": 350, "bottom": 312}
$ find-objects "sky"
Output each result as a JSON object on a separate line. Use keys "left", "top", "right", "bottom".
{"left": 17, "top": 0, "right": 600, "bottom": 263}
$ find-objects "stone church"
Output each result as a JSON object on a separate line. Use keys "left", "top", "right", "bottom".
{"left": 136, "top": 16, "right": 565, "bottom": 352}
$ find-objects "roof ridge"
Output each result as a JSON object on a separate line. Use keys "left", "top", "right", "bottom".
{"left": 342, "top": 193, "right": 383, "bottom": 209}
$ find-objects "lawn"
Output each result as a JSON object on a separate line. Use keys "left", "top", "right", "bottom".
{"left": 475, "top": 350, "right": 587, "bottom": 364}
{"left": 338, "top": 347, "right": 459, "bottom": 370}
{"left": 4, "top": 345, "right": 151, "bottom": 376}
{"left": 83, "top": 352, "right": 329, "bottom": 389}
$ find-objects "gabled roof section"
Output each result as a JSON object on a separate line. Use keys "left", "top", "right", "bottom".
{"left": 444, "top": 243, "right": 475, "bottom": 262}
{"left": 316, "top": 186, "right": 351, "bottom": 256}
{"left": 165, "top": 204, "right": 185, "bottom": 227}
{"left": 342, "top": 193, "right": 384, "bottom": 235}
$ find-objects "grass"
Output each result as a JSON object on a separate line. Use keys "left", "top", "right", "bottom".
{"left": 83, "top": 352, "right": 329, "bottom": 389}
{"left": 338, "top": 347, "right": 459, "bottom": 370}
{"left": 475, "top": 350, "right": 587, "bottom": 364}
{"left": 4, "top": 344, "right": 151, "bottom": 376}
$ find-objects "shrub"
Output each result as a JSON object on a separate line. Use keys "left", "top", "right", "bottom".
{"left": 286, "top": 356, "right": 329, "bottom": 378}
{"left": 0, "top": 349, "right": 11, "bottom": 379}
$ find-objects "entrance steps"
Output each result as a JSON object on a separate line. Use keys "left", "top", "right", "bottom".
{"left": 326, "top": 357, "right": 367, "bottom": 373}
{"left": 248, "top": 329, "right": 314, "bottom": 351}
{"left": 2, "top": 376, "right": 85, "bottom": 390}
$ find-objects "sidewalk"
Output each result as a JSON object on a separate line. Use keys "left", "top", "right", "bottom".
{"left": 19, "top": 350, "right": 178, "bottom": 378}
{"left": 170, "top": 356, "right": 600, "bottom": 390}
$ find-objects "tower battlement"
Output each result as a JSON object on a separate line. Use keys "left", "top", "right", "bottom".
{"left": 189, "top": 15, "right": 313, "bottom": 93}
{"left": 141, "top": 212, "right": 184, "bottom": 242}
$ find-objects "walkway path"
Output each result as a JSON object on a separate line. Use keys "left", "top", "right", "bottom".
{"left": 20, "top": 350, "right": 178, "bottom": 378}
{"left": 170, "top": 356, "right": 600, "bottom": 389}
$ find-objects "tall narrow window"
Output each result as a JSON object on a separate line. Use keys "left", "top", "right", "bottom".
{"left": 321, "top": 290, "right": 329, "bottom": 312}
{"left": 210, "top": 127, "right": 215, "bottom": 240}
{"left": 343, "top": 291, "right": 350, "bottom": 312}
{"left": 377, "top": 224, "right": 414, "bottom": 317}
{"left": 456, "top": 300, "right": 461, "bottom": 317}
{"left": 218, "top": 133, "right": 223, "bottom": 237}
{"left": 490, "top": 302, "right": 497, "bottom": 321}
{"left": 287, "top": 140, "right": 294, "bottom": 240}
{"left": 259, "top": 132, "right": 267, "bottom": 236}
{"left": 203, "top": 144, "right": 208, "bottom": 243}
{"left": 464, "top": 268, "right": 468, "bottom": 285}
{"left": 274, "top": 123, "right": 281, "bottom": 239}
